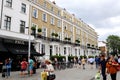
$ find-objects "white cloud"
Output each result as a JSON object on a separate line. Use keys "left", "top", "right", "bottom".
{"left": 50, "top": 0, "right": 120, "bottom": 41}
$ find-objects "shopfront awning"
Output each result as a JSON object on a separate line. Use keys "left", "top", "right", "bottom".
{"left": 0, "top": 41, "right": 8, "bottom": 52}
{"left": 4, "top": 43, "right": 43, "bottom": 56}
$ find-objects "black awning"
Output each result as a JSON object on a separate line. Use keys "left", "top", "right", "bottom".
{"left": 4, "top": 43, "right": 43, "bottom": 56}
{"left": 0, "top": 42, "right": 8, "bottom": 52}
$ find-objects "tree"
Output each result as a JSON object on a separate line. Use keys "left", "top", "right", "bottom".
{"left": 106, "top": 35, "right": 120, "bottom": 56}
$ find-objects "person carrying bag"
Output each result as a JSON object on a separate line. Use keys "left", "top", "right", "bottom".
{"left": 44, "top": 60, "right": 56, "bottom": 80}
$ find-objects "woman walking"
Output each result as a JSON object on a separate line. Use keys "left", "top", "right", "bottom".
{"left": 106, "top": 55, "right": 119, "bottom": 80}
{"left": 44, "top": 60, "right": 55, "bottom": 80}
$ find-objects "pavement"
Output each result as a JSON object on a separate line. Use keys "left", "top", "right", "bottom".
{"left": 0, "top": 64, "right": 120, "bottom": 80}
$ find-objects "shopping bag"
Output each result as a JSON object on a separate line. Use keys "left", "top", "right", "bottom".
{"left": 41, "top": 71, "right": 47, "bottom": 80}
{"left": 95, "top": 72, "right": 100, "bottom": 80}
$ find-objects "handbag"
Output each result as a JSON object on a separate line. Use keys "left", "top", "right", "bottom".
{"left": 47, "top": 74, "right": 56, "bottom": 80}
{"left": 116, "top": 65, "right": 120, "bottom": 71}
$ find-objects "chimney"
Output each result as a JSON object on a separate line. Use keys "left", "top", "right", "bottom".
{"left": 52, "top": 0, "right": 56, "bottom": 4}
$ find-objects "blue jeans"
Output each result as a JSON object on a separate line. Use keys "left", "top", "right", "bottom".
{"left": 6, "top": 68, "right": 11, "bottom": 76}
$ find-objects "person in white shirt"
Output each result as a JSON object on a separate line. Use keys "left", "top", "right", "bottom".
{"left": 88, "top": 57, "right": 95, "bottom": 69}
{"left": 44, "top": 60, "right": 55, "bottom": 80}
{"left": 118, "top": 56, "right": 120, "bottom": 64}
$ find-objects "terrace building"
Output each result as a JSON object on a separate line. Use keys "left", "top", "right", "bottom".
{"left": 0, "top": 0, "right": 99, "bottom": 66}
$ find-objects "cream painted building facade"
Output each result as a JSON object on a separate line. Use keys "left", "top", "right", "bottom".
{"left": 29, "top": 0, "right": 99, "bottom": 60}
{"left": 0, "top": 0, "right": 99, "bottom": 62}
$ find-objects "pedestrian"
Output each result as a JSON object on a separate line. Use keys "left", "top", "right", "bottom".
{"left": 73, "top": 57, "right": 77, "bottom": 68}
{"left": 106, "top": 55, "right": 119, "bottom": 80}
{"left": 32, "top": 57, "right": 37, "bottom": 74}
{"left": 118, "top": 56, "right": 120, "bottom": 64}
{"left": 44, "top": 59, "right": 55, "bottom": 80}
{"left": 99, "top": 54, "right": 107, "bottom": 80}
{"left": 28, "top": 57, "right": 34, "bottom": 76}
{"left": 81, "top": 57, "right": 86, "bottom": 69}
{"left": 5, "top": 58, "right": 12, "bottom": 77}
{"left": 95, "top": 56, "right": 100, "bottom": 69}
{"left": 20, "top": 58, "right": 28, "bottom": 77}
{"left": 78, "top": 58, "right": 81, "bottom": 68}
{"left": 88, "top": 57, "right": 95, "bottom": 69}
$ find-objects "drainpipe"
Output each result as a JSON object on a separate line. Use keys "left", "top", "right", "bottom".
{"left": 0, "top": 0, "right": 4, "bottom": 29}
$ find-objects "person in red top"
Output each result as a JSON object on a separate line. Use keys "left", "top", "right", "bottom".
{"left": 106, "top": 55, "right": 119, "bottom": 80}
{"left": 20, "top": 58, "right": 28, "bottom": 76}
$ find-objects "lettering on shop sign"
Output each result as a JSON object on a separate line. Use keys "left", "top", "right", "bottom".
{"left": 15, "top": 40, "right": 25, "bottom": 45}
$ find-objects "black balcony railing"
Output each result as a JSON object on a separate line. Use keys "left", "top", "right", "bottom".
{"left": 33, "top": 34, "right": 82, "bottom": 46}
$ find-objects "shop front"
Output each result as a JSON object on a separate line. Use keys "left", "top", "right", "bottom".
{"left": 0, "top": 37, "right": 42, "bottom": 71}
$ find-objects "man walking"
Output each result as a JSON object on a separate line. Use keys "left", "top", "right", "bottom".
{"left": 99, "top": 54, "right": 107, "bottom": 80}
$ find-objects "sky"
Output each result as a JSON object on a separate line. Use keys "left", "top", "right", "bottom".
{"left": 50, "top": 0, "right": 120, "bottom": 41}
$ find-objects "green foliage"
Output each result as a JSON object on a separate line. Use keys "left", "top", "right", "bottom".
{"left": 75, "top": 40, "right": 80, "bottom": 43}
{"left": 88, "top": 55, "right": 94, "bottom": 58}
{"left": 54, "top": 33, "right": 58, "bottom": 37}
{"left": 51, "top": 33, "right": 55, "bottom": 36}
{"left": 68, "top": 56, "right": 78, "bottom": 61}
{"left": 31, "top": 26, "right": 36, "bottom": 30}
{"left": 50, "top": 55, "right": 65, "bottom": 61}
{"left": 38, "top": 28, "right": 42, "bottom": 32}
{"left": 106, "top": 35, "right": 120, "bottom": 56}
{"left": 80, "top": 55, "right": 87, "bottom": 59}
{"left": 64, "top": 37, "right": 68, "bottom": 40}
{"left": 67, "top": 38, "right": 71, "bottom": 41}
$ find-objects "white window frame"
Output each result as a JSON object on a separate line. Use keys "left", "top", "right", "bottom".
{"left": 42, "top": 13, "right": 47, "bottom": 22}
{"left": 4, "top": 15, "right": 11, "bottom": 30}
{"left": 64, "top": 24, "right": 67, "bottom": 30}
{"left": 58, "top": 32, "right": 61, "bottom": 40}
{"left": 33, "top": 8, "right": 38, "bottom": 18}
{"left": 51, "top": 6, "right": 54, "bottom": 12}
{"left": 21, "top": 3, "right": 26, "bottom": 13}
{"left": 50, "top": 16, "right": 55, "bottom": 25}
{"left": 6, "top": 0, "right": 12, "bottom": 8}
{"left": 20, "top": 20, "right": 26, "bottom": 33}
{"left": 42, "top": 27, "right": 47, "bottom": 37}
{"left": 57, "top": 20, "right": 61, "bottom": 27}
{"left": 58, "top": 10, "right": 61, "bottom": 16}
{"left": 41, "top": 44, "right": 45, "bottom": 54}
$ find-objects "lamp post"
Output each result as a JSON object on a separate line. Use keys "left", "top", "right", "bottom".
{"left": 0, "top": 0, "right": 4, "bottom": 28}
{"left": 25, "top": 26, "right": 31, "bottom": 74}
{"left": 28, "top": 30, "right": 31, "bottom": 61}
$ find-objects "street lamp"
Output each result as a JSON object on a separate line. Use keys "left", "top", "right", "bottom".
{"left": 0, "top": 0, "right": 4, "bottom": 28}
{"left": 25, "top": 27, "right": 31, "bottom": 61}
{"left": 28, "top": 29, "right": 31, "bottom": 61}
{"left": 25, "top": 26, "right": 31, "bottom": 74}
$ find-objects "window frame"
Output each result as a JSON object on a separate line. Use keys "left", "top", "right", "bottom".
{"left": 42, "top": 13, "right": 47, "bottom": 22}
{"left": 33, "top": 8, "right": 38, "bottom": 18}
{"left": 20, "top": 20, "right": 26, "bottom": 33}
{"left": 6, "top": 0, "right": 12, "bottom": 7}
{"left": 21, "top": 3, "right": 26, "bottom": 13}
{"left": 50, "top": 16, "right": 55, "bottom": 25}
{"left": 4, "top": 15, "right": 11, "bottom": 30}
